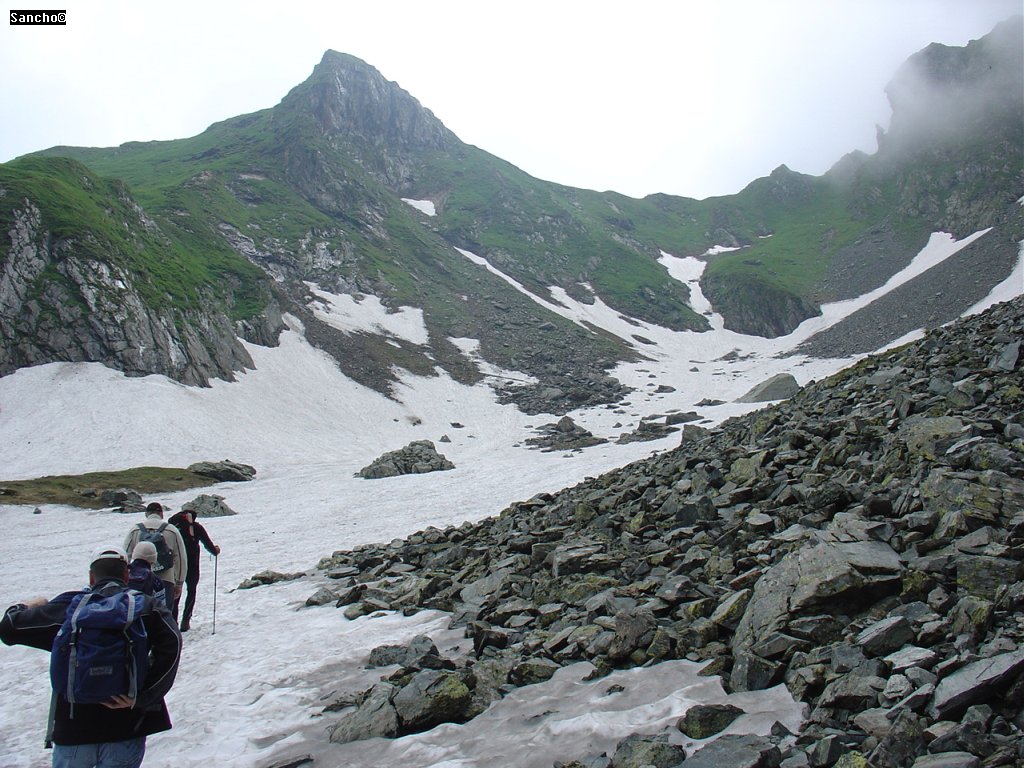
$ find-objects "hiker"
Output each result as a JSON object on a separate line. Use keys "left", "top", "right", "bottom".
{"left": 168, "top": 506, "right": 220, "bottom": 632}
{"left": 123, "top": 502, "right": 187, "bottom": 617}
{"left": 127, "top": 541, "right": 167, "bottom": 604}
{"left": 0, "top": 546, "right": 181, "bottom": 767}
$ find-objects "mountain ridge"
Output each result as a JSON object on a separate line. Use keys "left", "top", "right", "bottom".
{"left": 1, "top": 18, "right": 1020, "bottom": 411}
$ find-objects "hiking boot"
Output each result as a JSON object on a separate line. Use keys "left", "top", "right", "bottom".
{"left": 179, "top": 622, "right": 190, "bottom": 632}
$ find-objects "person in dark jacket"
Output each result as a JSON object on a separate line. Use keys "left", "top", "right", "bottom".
{"left": 168, "top": 507, "right": 220, "bottom": 632}
{"left": 127, "top": 541, "right": 167, "bottom": 604}
{"left": 0, "top": 546, "right": 181, "bottom": 767}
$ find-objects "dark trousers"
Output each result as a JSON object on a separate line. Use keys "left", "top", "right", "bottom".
{"left": 180, "top": 570, "right": 200, "bottom": 627}
{"left": 160, "top": 579, "right": 177, "bottom": 618}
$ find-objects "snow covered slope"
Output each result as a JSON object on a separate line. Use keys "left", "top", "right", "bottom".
{"left": 0, "top": 231, "right": 1019, "bottom": 767}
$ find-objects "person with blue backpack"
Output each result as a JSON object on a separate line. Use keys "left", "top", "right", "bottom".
{"left": 0, "top": 546, "right": 181, "bottom": 768}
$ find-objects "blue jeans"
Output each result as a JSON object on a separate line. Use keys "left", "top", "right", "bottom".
{"left": 52, "top": 737, "right": 146, "bottom": 768}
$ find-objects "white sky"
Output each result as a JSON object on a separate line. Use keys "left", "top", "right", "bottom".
{"left": 1, "top": 0, "right": 1019, "bottom": 199}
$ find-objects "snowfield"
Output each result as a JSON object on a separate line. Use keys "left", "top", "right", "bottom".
{"left": 0, "top": 231, "right": 1019, "bottom": 767}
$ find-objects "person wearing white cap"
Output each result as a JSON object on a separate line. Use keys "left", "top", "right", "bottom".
{"left": 128, "top": 542, "right": 167, "bottom": 604}
{"left": 0, "top": 545, "right": 181, "bottom": 767}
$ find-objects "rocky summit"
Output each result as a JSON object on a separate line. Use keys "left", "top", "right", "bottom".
{"left": 304, "top": 297, "right": 1024, "bottom": 766}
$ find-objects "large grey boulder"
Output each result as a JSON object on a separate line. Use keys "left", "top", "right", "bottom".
{"left": 103, "top": 488, "right": 144, "bottom": 512}
{"left": 735, "top": 373, "right": 800, "bottom": 403}
{"left": 357, "top": 440, "right": 455, "bottom": 479}
{"left": 187, "top": 460, "right": 256, "bottom": 482}
{"left": 929, "top": 650, "right": 1024, "bottom": 719}
{"left": 731, "top": 538, "right": 903, "bottom": 690}
{"left": 856, "top": 616, "right": 915, "bottom": 657}
{"left": 899, "top": 416, "right": 966, "bottom": 460}
{"left": 328, "top": 682, "right": 400, "bottom": 743}
{"left": 184, "top": 493, "right": 237, "bottom": 517}
{"left": 391, "top": 669, "right": 472, "bottom": 733}
{"left": 608, "top": 732, "right": 686, "bottom": 768}
{"left": 367, "top": 635, "right": 447, "bottom": 670}
{"left": 910, "top": 754, "right": 980, "bottom": 768}
{"left": 677, "top": 703, "right": 745, "bottom": 739}
{"left": 683, "top": 734, "right": 782, "bottom": 768}
{"left": 607, "top": 607, "right": 657, "bottom": 662}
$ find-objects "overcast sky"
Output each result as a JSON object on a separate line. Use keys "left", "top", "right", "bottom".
{"left": 1, "top": 1, "right": 1018, "bottom": 199}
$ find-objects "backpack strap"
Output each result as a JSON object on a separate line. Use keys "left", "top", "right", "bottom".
{"left": 156, "top": 522, "right": 168, "bottom": 534}
{"left": 124, "top": 591, "right": 140, "bottom": 701}
{"left": 64, "top": 592, "right": 95, "bottom": 719}
{"left": 45, "top": 690, "right": 57, "bottom": 748}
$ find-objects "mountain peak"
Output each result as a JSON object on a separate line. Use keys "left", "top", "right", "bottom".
{"left": 280, "top": 49, "right": 454, "bottom": 153}
{"left": 882, "top": 15, "right": 1022, "bottom": 152}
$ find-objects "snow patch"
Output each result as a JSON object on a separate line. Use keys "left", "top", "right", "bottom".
{"left": 401, "top": 198, "right": 437, "bottom": 217}
{"left": 307, "top": 284, "right": 429, "bottom": 345}
{"left": 449, "top": 337, "right": 538, "bottom": 385}
{"left": 702, "top": 244, "right": 743, "bottom": 256}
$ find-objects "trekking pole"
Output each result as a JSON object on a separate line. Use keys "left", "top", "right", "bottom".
{"left": 212, "top": 552, "right": 218, "bottom": 636}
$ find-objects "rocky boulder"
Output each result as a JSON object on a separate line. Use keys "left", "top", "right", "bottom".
{"left": 188, "top": 460, "right": 256, "bottom": 482}
{"left": 677, "top": 703, "right": 745, "bottom": 739}
{"left": 735, "top": 372, "right": 800, "bottom": 403}
{"left": 183, "top": 493, "right": 237, "bottom": 517}
{"left": 526, "top": 416, "right": 607, "bottom": 452}
{"left": 357, "top": 440, "right": 455, "bottom": 479}
{"left": 101, "top": 488, "right": 144, "bottom": 513}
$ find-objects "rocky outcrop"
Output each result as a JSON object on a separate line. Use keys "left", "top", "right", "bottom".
{"left": 314, "top": 297, "right": 1024, "bottom": 765}
{"left": 357, "top": 440, "right": 455, "bottom": 479}
{"left": 525, "top": 416, "right": 607, "bottom": 452}
{"left": 328, "top": 639, "right": 475, "bottom": 744}
{"left": 616, "top": 417, "right": 681, "bottom": 444}
{"left": 187, "top": 460, "right": 256, "bottom": 482}
{"left": 238, "top": 570, "right": 305, "bottom": 589}
{"left": 701, "top": 273, "right": 820, "bottom": 338}
{"left": 0, "top": 195, "right": 282, "bottom": 385}
{"left": 182, "top": 493, "right": 237, "bottom": 518}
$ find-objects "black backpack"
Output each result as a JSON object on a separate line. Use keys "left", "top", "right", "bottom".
{"left": 136, "top": 522, "right": 175, "bottom": 572}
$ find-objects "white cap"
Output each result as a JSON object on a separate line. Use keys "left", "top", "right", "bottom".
{"left": 90, "top": 546, "right": 129, "bottom": 566}
{"left": 131, "top": 541, "right": 158, "bottom": 565}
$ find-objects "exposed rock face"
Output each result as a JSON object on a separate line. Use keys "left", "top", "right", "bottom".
{"left": 314, "top": 297, "right": 1024, "bottom": 765}
{"left": 702, "top": 263, "right": 822, "bottom": 338}
{"left": 357, "top": 440, "right": 455, "bottom": 479}
{"left": 290, "top": 50, "right": 455, "bottom": 158}
{"left": 0, "top": 198, "right": 282, "bottom": 385}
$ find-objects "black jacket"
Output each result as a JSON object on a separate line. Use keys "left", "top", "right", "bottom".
{"left": 0, "top": 578, "right": 182, "bottom": 746}
{"left": 168, "top": 512, "right": 218, "bottom": 577}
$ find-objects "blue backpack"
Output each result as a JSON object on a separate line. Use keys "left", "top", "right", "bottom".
{"left": 49, "top": 588, "right": 150, "bottom": 707}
